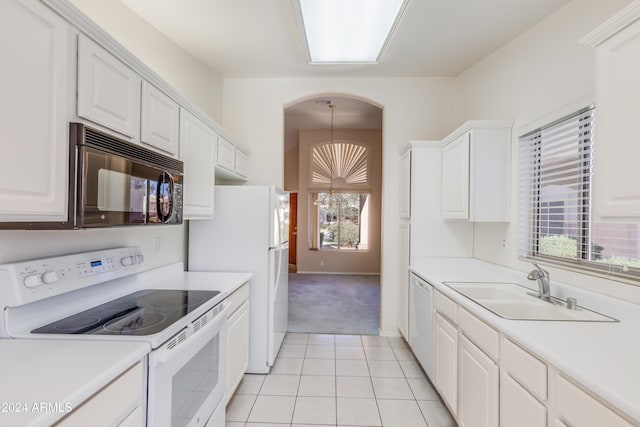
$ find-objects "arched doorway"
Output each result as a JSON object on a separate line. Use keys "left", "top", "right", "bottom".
{"left": 283, "top": 95, "right": 383, "bottom": 335}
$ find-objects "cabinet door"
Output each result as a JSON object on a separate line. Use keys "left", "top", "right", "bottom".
{"left": 217, "top": 136, "right": 236, "bottom": 172}
{"left": 592, "top": 19, "right": 640, "bottom": 220}
{"left": 226, "top": 301, "right": 250, "bottom": 403}
{"left": 235, "top": 149, "right": 249, "bottom": 178}
{"left": 556, "top": 375, "right": 633, "bottom": 427}
{"left": 77, "top": 34, "right": 141, "bottom": 138}
{"left": 442, "top": 132, "right": 470, "bottom": 220}
{"left": 0, "top": 0, "right": 70, "bottom": 223}
{"left": 434, "top": 312, "right": 458, "bottom": 416}
{"left": 500, "top": 372, "right": 546, "bottom": 427}
{"left": 459, "top": 335, "right": 498, "bottom": 427}
{"left": 400, "top": 150, "right": 411, "bottom": 219}
{"left": 141, "top": 81, "right": 179, "bottom": 156}
{"left": 180, "top": 109, "right": 216, "bottom": 219}
{"left": 398, "top": 223, "right": 410, "bottom": 339}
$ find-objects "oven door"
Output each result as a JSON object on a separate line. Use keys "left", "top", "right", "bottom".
{"left": 147, "top": 302, "right": 229, "bottom": 427}
{"left": 78, "top": 145, "right": 183, "bottom": 227}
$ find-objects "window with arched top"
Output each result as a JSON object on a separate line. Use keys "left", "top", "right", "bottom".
{"left": 309, "top": 141, "right": 370, "bottom": 251}
{"left": 312, "top": 142, "right": 368, "bottom": 185}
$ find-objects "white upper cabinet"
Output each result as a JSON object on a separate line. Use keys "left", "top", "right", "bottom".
{"left": 442, "top": 133, "right": 470, "bottom": 220}
{"left": 180, "top": 109, "right": 216, "bottom": 220}
{"left": 400, "top": 150, "right": 411, "bottom": 219}
{"left": 215, "top": 136, "right": 248, "bottom": 180}
{"left": 141, "top": 81, "right": 180, "bottom": 156}
{"left": 216, "top": 136, "right": 235, "bottom": 172}
{"left": 77, "top": 33, "right": 141, "bottom": 139}
{"left": 582, "top": 2, "right": 640, "bottom": 221}
{"left": 0, "top": 0, "right": 70, "bottom": 223}
{"left": 441, "top": 121, "right": 512, "bottom": 222}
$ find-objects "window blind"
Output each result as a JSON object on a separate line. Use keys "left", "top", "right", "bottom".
{"left": 519, "top": 107, "right": 594, "bottom": 261}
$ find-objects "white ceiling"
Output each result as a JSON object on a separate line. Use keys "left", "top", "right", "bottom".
{"left": 120, "top": 0, "right": 571, "bottom": 78}
{"left": 119, "top": 0, "right": 570, "bottom": 144}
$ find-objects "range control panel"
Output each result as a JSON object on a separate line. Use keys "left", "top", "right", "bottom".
{"left": 0, "top": 247, "right": 145, "bottom": 307}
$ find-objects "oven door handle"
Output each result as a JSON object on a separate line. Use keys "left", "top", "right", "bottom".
{"left": 153, "top": 301, "right": 230, "bottom": 367}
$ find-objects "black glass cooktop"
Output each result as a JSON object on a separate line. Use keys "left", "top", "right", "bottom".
{"left": 32, "top": 289, "right": 220, "bottom": 336}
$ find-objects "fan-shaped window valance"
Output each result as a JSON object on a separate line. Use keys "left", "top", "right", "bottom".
{"left": 312, "top": 142, "right": 368, "bottom": 185}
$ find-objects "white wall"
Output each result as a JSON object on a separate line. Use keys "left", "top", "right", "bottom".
{"left": 223, "top": 77, "right": 458, "bottom": 335}
{"left": 456, "top": 0, "right": 640, "bottom": 303}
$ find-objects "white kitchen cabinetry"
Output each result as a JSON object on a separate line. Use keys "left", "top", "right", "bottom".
{"left": 141, "top": 81, "right": 180, "bottom": 156}
{"left": 581, "top": 3, "right": 640, "bottom": 221}
{"left": 0, "top": 0, "right": 71, "bottom": 223}
{"left": 56, "top": 362, "right": 145, "bottom": 427}
{"left": 434, "top": 311, "right": 458, "bottom": 416}
{"left": 458, "top": 309, "right": 499, "bottom": 427}
{"left": 398, "top": 222, "right": 410, "bottom": 339}
{"left": 441, "top": 121, "right": 512, "bottom": 222}
{"left": 215, "top": 136, "right": 249, "bottom": 180}
{"left": 400, "top": 150, "right": 411, "bottom": 219}
{"left": 77, "top": 34, "right": 141, "bottom": 139}
{"left": 555, "top": 375, "right": 634, "bottom": 427}
{"left": 225, "top": 283, "right": 250, "bottom": 404}
{"left": 459, "top": 335, "right": 499, "bottom": 427}
{"left": 501, "top": 372, "right": 547, "bottom": 427}
{"left": 180, "top": 109, "right": 217, "bottom": 220}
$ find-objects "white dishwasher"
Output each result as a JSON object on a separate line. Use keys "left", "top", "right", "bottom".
{"left": 409, "top": 273, "right": 434, "bottom": 379}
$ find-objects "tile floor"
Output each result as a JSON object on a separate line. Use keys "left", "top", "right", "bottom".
{"left": 226, "top": 333, "right": 457, "bottom": 427}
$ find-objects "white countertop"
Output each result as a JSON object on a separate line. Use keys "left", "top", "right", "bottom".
{"left": 0, "top": 339, "right": 149, "bottom": 427}
{"left": 410, "top": 257, "right": 640, "bottom": 423}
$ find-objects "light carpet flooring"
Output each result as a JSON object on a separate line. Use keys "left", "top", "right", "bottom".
{"left": 225, "top": 333, "right": 457, "bottom": 427}
{"left": 288, "top": 274, "right": 380, "bottom": 335}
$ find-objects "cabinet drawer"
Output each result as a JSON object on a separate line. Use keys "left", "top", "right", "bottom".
{"left": 56, "top": 362, "right": 143, "bottom": 426}
{"left": 226, "top": 282, "right": 249, "bottom": 318}
{"left": 500, "top": 372, "right": 546, "bottom": 427}
{"left": 434, "top": 290, "right": 458, "bottom": 324}
{"left": 503, "top": 338, "right": 547, "bottom": 400}
{"left": 459, "top": 308, "right": 499, "bottom": 361}
{"left": 556, "top": 375, "right": 633, "bottom": 427}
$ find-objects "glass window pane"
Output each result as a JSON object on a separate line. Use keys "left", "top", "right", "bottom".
{"left": 317, "top": 193, "right": 368, "bottom": 251}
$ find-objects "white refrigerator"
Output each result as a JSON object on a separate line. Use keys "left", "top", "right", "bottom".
{"left": 188, "top": 185, "right": 289, "bottom": 374}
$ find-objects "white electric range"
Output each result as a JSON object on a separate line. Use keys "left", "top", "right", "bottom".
{"left": 0, "top": 246, "right": 234, "bottom": 427}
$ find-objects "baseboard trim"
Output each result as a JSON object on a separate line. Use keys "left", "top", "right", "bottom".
{"left": 378, "top": 328, "right": 401, "bottom": 337}
{"left": 295, "top": 271, "right": 380, "bottom": 275}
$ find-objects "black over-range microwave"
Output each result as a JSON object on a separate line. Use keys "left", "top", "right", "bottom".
{"left": 2, "top": 123, "right": 183, "bottom": 229}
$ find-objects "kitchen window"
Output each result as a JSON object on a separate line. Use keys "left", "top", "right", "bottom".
{"left": 519, "top": 106, "right": 640, "bottom": 277}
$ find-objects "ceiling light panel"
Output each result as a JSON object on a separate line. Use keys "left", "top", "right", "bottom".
{"left": 296, "top": 0, "right": 408, "bottom": 63}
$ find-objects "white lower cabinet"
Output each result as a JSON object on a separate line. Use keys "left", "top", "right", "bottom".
{"left": 225, "top": 283, "right": 250, "bottom": 404}
{"left": 55, "top": 362, "right": 145, "bottom": 426}
{"left": 555, "top": 375, "right": 633, "bottom": 427}
{"left": 501, "top": 372, "right": 546, "bottom": 427}
{"left": 434, "top": 312, "right": 458, "bottom": 416}
{"left": 458, "top": 335, "right": 498, "bottom": 427}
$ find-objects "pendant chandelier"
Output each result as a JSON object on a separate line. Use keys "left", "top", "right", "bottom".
{"left": 314, "top": 103, "right": 343, "bottom": 210}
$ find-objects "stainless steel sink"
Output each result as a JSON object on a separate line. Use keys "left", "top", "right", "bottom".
{"left": 444, "top": 282, "right": 617, "bottom": 322}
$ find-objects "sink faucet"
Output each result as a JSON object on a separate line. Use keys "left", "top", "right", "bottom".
{"left": 527, "top": 262, "right": 552, "bottom": 302}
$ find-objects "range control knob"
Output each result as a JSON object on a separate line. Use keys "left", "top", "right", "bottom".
{"left": 137, "top": 254, "right": 145, "bottom": 264}
{"left": 120, "top": 256, "right": 134, "bottom": 266}
{"left": 42, "top": 271, "right": 58, "bottom": 284}
{"left": 24, "top": 274, "right": 42, "bottom": 288}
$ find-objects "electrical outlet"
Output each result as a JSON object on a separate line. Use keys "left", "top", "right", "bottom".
{"left": 155, "top": 237, "right": 162, "bottom": 254}
{"left": 320, "top": 260, "right": 324, "bottom": 267}
{"left": 502, "top": 239, "right": 511, "bottom": 254}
